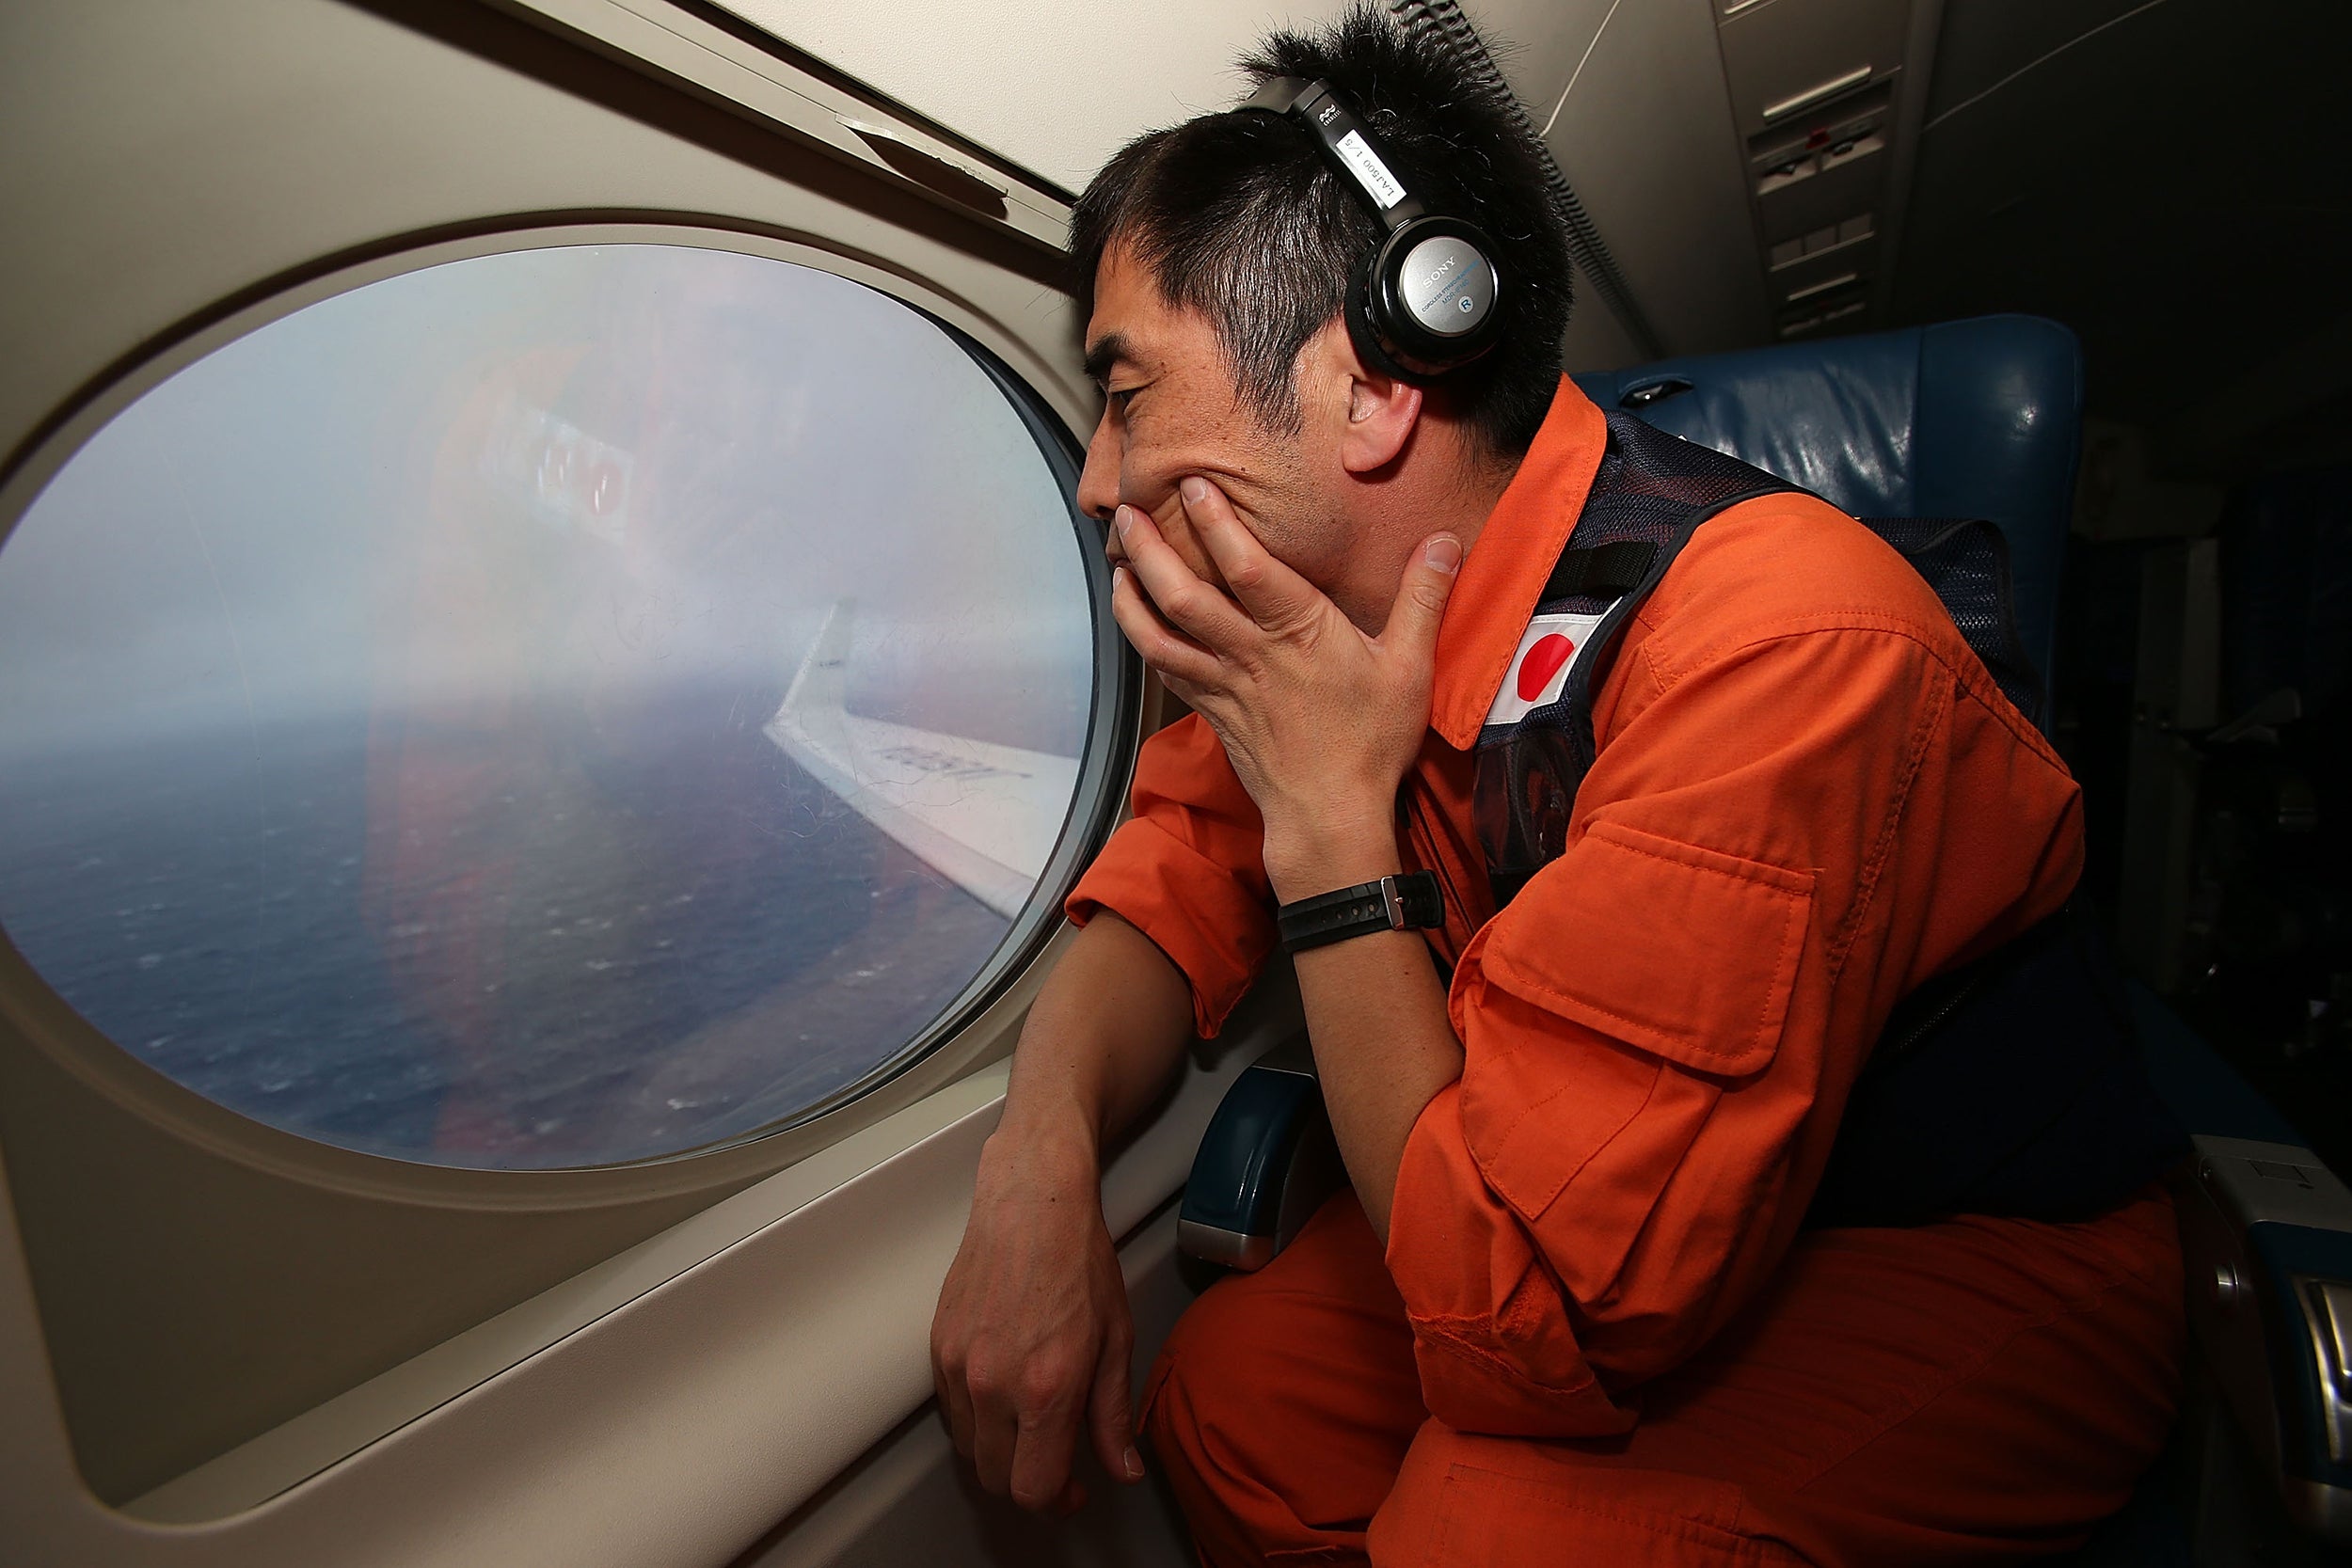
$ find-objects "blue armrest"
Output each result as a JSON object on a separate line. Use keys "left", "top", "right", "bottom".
{"left": 2143, "top": 981, "right": 2352, "bottom": 1543}
{"left": 1178, "top": 1061, "right": 1343, "bottom": 1271}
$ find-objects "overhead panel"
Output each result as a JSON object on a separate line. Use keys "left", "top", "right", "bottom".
{"left": 1708, "top": 0, "right": 1938, "bottom": 340}
{"left": 1896, "top": 0, "right": 2352, "bottom": 449}
{"left": 1717, "top": 0, "right": 1906, "bottom": 136}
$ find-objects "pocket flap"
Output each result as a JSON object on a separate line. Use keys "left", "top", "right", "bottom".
{"left": 1479, "top": 821, "right": 1814, "bottom": 1077}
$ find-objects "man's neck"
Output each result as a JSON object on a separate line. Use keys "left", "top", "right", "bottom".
{"left": 1344, "top": 442, "right": 1517, "bottom": 626}
{"left": 1438, "top": 446, "right": 1518, "bottom": 561}
{"left": 1327, "top": 455, "right": 1505, "bottom": 634}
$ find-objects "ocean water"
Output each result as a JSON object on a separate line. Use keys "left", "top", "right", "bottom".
{"left": 0, "top": 706, "right": 1015, "bottom": 1169}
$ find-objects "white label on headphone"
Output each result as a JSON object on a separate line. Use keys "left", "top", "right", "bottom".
{"left": 1333, "top": 130, "right": 1406, "bottom": 211}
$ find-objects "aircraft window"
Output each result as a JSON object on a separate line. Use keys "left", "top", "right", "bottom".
{"left": 0, "top": 242, "right": 1101, "bottom": 1170}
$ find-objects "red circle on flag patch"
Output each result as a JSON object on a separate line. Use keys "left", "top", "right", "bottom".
{"left": 1517, "top": 633, "right": 1576, "bottom": 701}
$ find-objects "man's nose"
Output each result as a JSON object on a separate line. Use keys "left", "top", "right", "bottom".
{"left": 1074, "top": 405, "right": 1120, "bottom": 525}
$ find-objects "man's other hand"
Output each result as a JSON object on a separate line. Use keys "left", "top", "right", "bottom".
{"left": 931, "top": 1121, "right": 1145, "bottom": 1513}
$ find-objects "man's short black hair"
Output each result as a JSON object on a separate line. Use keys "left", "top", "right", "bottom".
{"left": 1071, "top": 4, "right": 1572, "bottom": 457}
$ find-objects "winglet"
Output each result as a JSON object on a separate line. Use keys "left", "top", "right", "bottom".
{"left": 762, "top": 597, "right": 1080, "bottom": 920}
{"left": 780, "top": 598, "right": 853, "bottom": 722}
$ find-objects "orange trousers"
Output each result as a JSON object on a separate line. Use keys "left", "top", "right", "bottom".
{"left": 1143, "top": 1189, "right": 2183, "bottom": 1566}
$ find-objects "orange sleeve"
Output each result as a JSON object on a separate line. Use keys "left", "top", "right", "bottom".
{"left": 1384, "top": 615, "right": 2083, "bottom": 1438}
{"left": 1065, "top": 713, "right": 1277, "bottom": 1037}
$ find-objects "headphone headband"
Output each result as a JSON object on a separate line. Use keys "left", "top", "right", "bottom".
{"left": 1233, "top": 74, "right": 1505, "bottom": 379}
{"left": 1239, "top": 76, "right": 1426, "bottom": 230}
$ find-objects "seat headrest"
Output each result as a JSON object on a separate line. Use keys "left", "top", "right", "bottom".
{"left": 1574, "top": 315, "right": 2084, "bottom": 723}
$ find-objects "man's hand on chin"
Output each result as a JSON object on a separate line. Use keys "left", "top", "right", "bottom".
{"left": 1107, "top": 474, "right": 1460, "bottom": 900}
{"left": 1105, "top": 490, "right": 1235, "bottom": 599}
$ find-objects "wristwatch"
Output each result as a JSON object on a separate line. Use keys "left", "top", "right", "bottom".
{"left": 1276, "top": 871, "right": 1444, "bottom": 954}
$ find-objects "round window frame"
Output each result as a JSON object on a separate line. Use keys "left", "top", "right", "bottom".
{"left": 0, "top": 219, "right": 1137, "bottom": 1200}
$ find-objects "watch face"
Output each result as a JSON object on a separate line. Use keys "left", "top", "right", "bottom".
{"left": 1398, "top": 233, "right": 1495, "bottom": 337}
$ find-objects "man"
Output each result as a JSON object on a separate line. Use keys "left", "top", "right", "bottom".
{"left": 930, "top": 8, "right": 2183, "bottom": 1563}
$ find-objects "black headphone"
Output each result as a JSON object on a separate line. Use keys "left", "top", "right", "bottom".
{"left": 1236, "top": 75, "right": 1506, "bottom": 380}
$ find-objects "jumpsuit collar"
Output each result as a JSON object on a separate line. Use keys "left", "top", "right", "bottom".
{"left": 1427, "top": 376, "right": 1611, "bottom": 752}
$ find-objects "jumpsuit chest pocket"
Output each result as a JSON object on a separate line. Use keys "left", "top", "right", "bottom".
{"left": 1474, "top": 820, "right": 1816, "bottom": 1080}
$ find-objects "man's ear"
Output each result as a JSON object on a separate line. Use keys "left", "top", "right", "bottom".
{"left": 1343, "top": 366, "right": 1423, "bottom": 474}
{"left": 1308, "top": 321, "right": 1423, "bottom": 475}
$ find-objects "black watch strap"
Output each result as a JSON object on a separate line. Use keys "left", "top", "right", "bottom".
{"left": 1276, "top": 871, "right": 1444, "bottom": 954}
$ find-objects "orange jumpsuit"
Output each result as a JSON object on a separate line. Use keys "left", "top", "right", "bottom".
{"left": 1066, "top": 377, "right": 2183, "bottom": 1565}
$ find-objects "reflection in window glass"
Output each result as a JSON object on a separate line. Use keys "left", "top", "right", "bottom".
{"left": 0, "top": 244, "right": 1096, "bottom": 1169}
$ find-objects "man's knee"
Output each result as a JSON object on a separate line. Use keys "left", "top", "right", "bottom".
{"left": 1141, "top": 1274, "right": 1259, "bottom": 1488}
{"left": 1145, "top": 1192, "right": 1409, "bottom": 1482}
{"left": 1370, "top": 1429, "right": 1809, "bottom": 1568}
{"left": 1142, "top": 1278, "right": 1315, "bottom": 1565}
{"left": 1140, "top": 1202, "right": 1426, "bottom": 1564}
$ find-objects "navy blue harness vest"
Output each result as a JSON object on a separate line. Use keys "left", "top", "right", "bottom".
{"left": 1472, "top": 414, "right": 2185, "bottom": 1227}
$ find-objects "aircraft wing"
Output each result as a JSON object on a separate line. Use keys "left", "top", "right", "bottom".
{"left": 763, "top": 603, "right": 1081, "bottom": 919}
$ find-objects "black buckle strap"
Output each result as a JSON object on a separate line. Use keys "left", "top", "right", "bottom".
{"left": 1277, "top": 871, "right": 1444, "bottom": 954}
{"left": 1541, "top": 539, "right": 1657, "bottom": 602}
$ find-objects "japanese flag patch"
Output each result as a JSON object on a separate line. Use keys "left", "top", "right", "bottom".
{"left": 1485, "top": 610, "right": 1605, "bottom": 729}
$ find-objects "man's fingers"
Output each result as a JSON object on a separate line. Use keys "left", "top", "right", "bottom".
{"left": 970, "top": 1395, "right": 1018, "bottom": 1498}
{"left": 1008, "top": 1397, "right": 1083, "bottom": 1513}
{"left": 935, "top": 1354, "right": 977, "bottom": 1461}
{"left": 1179, "top": 476, "right": 1317, "bottom": 632}
{"left": 1088, "top": 1324, "right": 1144, "bottom": 1484}
{"left": 1379, "top": 533, "right": 1463, "bottom": 660}
{"left": 1116, "top": 504, "right": 1250, "bottom": 647}
{"left": 1111, "top": 565, "right": 1222, "bottom": 689}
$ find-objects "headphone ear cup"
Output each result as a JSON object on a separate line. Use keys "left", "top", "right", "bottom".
{"left": 1364, "top": 216, "right": 1507, "bottom": 378}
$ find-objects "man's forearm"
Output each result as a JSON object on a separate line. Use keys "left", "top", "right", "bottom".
{"left": 936, "top": 912, "right": 1186, "bottom": 1513}
{"left": 994, "top": 912, "right": 1196, "bottom": 1164}
{"left": 1265, "top": 821, "right": 1463, "bottom": 1242}
{"left": 1290, "top": 927, "right": 1461, "bottom": 1241}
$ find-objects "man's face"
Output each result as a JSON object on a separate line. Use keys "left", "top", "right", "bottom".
{"left": 1075, "top": 244, "right": 1342, "bottom": 597}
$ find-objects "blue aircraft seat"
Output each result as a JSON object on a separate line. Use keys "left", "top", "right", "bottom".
{"left": 1180, "top": 316, "right": 2352, "bottom": 1552}
{"left": 1571, "top": 313, "right": 2078, "bottom": 723}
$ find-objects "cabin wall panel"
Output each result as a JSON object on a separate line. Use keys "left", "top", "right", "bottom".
{"left": 721, "top": 0, "right": 1345, "bottom": 195}
{"left": 742, "top": 0, "right": 1768, "bottom": 365}
{"left": 1535, "top": 0, "right": 1774, "bottom": 356}
{"left": 739, "top": 1207, "right": 1200, "bottom": 1568}
{"left": 0, "top": 0, "right": 1135, "bottom": 1532}
{"left": 0, "top": 0, "right": 1091, "bottom": 482}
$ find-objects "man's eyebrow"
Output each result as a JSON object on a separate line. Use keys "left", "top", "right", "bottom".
{"left": 1082, "top": 333, "right": 1133, "bottom": 388}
